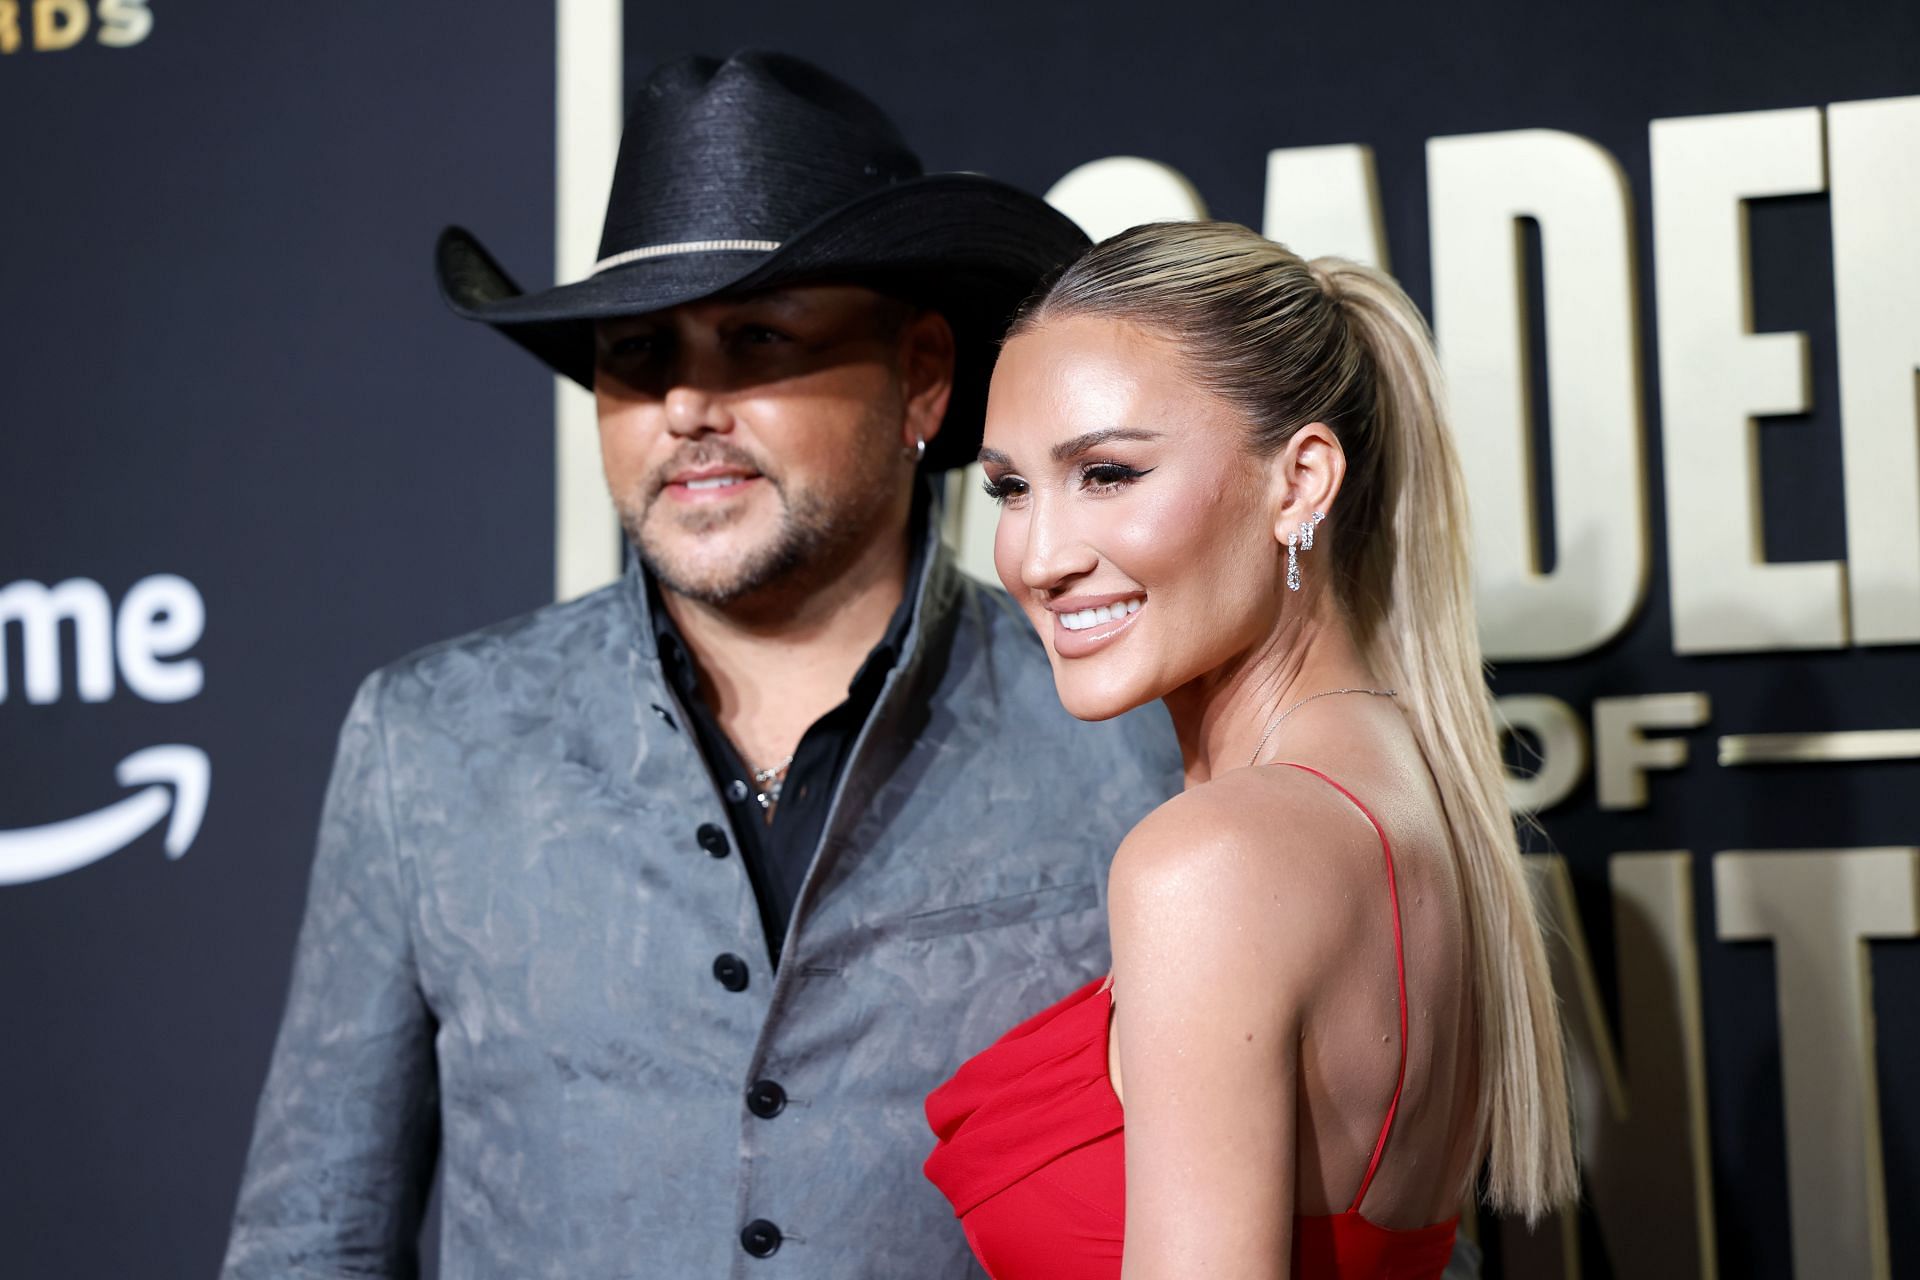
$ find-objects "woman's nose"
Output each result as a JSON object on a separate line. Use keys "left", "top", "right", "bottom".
{"left": 1019, "top": 498, "right": 1098, "bottom": 592}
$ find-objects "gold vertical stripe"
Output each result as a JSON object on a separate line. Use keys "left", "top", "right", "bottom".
{"left": 553, "top": 0, "right": 624, "bottom": 602}
{"left": 1717, "top": 730, "right": 1920, "bottom": 765}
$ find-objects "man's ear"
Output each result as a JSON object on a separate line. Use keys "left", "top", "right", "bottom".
{"left": 1267, "top": 422, "right": 1347, "bottom": 544}
{"left": 900, "top": 309, "right": 956, "bottom": 449}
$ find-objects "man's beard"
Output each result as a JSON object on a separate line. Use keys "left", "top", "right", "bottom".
{"left": 619, "top": 439, "right": 897, "bottom": 608}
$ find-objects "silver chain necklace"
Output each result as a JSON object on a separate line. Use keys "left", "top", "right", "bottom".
{"left": 750, "top": 754, "right": 795, "bottom": 816}
{"left": 1246, "top": 687, "right": 1398, "bottom": 768}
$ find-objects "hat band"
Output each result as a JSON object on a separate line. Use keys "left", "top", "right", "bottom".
{"left": 592, "top": 239, "right": 782, "bottom": 275}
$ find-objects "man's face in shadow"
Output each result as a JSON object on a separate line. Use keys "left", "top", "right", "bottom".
{"left": 595, "top": 284, "right": 953, "bottom": 610}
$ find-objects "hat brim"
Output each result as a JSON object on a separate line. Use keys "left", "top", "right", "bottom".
{"left": 437, "top": 173, "right": 1089, "bottom": 472}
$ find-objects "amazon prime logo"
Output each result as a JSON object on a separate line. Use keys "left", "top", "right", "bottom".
{"left": 0, "top": 574, "right": 209, "bottom": 886}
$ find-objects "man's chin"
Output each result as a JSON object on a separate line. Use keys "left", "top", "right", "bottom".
{"left": 637, "top": 495, "right": 766, "bottom": 559}
{"left": 648, "top": 484, "right": 771, "bottom": 536}
{"left": 624, "top": 482, "right": 859, "bottom": 610}
{"left": 635, "top": 529, "right": 804, "bottom": 609}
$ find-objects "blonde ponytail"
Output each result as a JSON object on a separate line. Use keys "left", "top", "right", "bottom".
{"left": 1311, "top": 257, "right": 1578, "bottom": 1219}
{"left": 1020, "top": 223, "right": 1577, "bottom": 1220}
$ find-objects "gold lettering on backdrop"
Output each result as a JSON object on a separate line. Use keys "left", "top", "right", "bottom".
{"left": 1831, "top": 97, "right": 1920, "bottom": 645}
{"left": 1603, "top": 855, "right": 1718, "bottom": 1278}
{"left": 1714, "top": 848, "right": 1919, "bottom": 1280}
{"left": 95, "top": 0, "right": 149, "bottom": 48}
{"left": 883, "top": 95, "right": 1920, "bottom": 664}
{"left": 31, "top": 0, "right": 85, "bottom": 50}
{"left": 1651, "top": 108, "right": 1847, "bottom": 654}
{"left": 1496, "top": 693, "right": 1587, "bottom": 812}
{"left": 552, "top": 0, "right": 624, "bottom": 601}
{"left": 1427, "top": 130, "right": 1648, "bottom": 662}
{"left": 1593, "top": 692, "right": 1710, "bottom": 810}
{"left": 1506, "top": 855, "right": 1718, "bottom": 1279}
{"left": 1503, "top": 857, "right": 1602, "bottom": 1280}
{"left": 1262, "top": 144, "right": 1388, "bottom": 269}
{"left": 1719, "top": 728, "right": 1920, "bottom": 765}
{"left": 0, "top": 0, "right": 151, "bottom": 51}
{"left": 1044, "top": 156, "right": 1207, "bottom": 245}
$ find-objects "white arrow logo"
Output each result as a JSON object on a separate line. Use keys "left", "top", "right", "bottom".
{"left": 0, "top": 745, "right": 211, "bottom": 886}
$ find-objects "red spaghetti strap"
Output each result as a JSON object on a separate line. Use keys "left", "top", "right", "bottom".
{"left": 1274, "top": 762, "right": 1410, "bottom": 1216}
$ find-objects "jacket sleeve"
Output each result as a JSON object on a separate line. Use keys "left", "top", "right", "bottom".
{"left": 221, "top": 669, "right": 439, "bottom": 1279}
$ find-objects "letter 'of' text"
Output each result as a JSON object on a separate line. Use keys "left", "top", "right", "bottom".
{"left": 1496, "top": 693, "right": 1587, "bottom": 813}
{"left": 1593, "top": 693, "right": 1710, "bottom": 810}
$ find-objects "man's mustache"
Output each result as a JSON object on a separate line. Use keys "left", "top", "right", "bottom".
{"left": 647, "top": 442, "right": 775, "bottom": 496}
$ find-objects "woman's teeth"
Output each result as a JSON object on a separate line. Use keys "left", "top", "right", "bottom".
{"left": 1058, "top": 597, "right": 1144, "bottom": 632}
{"left": 683, "top": 475, "right": 748, "bottom": 490}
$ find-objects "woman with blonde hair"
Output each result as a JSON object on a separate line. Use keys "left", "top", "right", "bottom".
{"left": 923, "top": 220, "right": 1576, "bottom": 1278}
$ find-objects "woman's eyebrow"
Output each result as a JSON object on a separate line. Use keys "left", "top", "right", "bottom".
{"left": 1051, "top": 427, "right": 1162, "bottom": 462}
{"left": 980, "top": 429, "right": 1162, "bottom": 469}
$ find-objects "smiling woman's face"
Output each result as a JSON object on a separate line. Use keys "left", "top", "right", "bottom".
{"left": 980, "top": 313, "right": 1288, "bottom": 721}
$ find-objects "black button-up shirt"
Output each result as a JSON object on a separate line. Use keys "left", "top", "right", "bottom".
{"left": 647, "top": 490, "right": 930, "bottom": 967}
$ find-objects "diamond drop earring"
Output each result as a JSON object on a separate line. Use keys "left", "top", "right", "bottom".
{"left": 1286, "top": 510, "right": 1325, "bottom": 592}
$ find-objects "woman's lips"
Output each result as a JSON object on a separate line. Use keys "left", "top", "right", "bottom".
{"left": 1049, "top": 595, "right": 1146, "bottom": 658}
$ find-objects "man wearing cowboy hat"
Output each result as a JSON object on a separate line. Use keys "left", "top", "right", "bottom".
{"left": 220, "top": 51, "right": 1178, "bottom": 1278}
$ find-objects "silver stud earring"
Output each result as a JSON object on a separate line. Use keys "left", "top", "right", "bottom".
{"left": 1286, "top": 510, "right": 1325, "bottom": 592}
{"left": 905, "top": 436, "right": 926, "bottom": 464}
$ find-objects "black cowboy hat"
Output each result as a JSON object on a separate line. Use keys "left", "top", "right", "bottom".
{"left": 437, "top": 51, "right": 1089, "bottom": 472}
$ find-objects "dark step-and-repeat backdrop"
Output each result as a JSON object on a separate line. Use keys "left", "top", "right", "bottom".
{"left": 2, "top": 2, "right": 1915, "bottom": 1277}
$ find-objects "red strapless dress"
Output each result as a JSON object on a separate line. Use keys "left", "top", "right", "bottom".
{"left": 923, "top": 763, "right": 1459, "bottom": 1279}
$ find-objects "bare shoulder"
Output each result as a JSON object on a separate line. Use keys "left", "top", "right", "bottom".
{"left": 1108, "top": 768, "right": 1386, "bottom": 999}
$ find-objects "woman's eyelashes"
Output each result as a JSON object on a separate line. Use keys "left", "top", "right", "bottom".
{"left": 981, "top": 473, "right": 1027, "bottom": 504}
{"left": 982, "top": 461, "right": 1155, "bottom": 505}
{"left": 1078, "top": 461, "right": 1153, "bottom": 493}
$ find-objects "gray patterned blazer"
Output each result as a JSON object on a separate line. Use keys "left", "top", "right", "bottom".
{"left": 221, "top": 530, "right": 1183, "bottom": 1279}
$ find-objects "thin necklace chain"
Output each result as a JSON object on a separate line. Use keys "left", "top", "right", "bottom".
{"left": 751, "top": 754, "right": 793, "bottom": 785}
{"left": 750, "top": 753, "right": 795, "bottom": 816}
{"left": 1246, "top": 687, "right": 1398, "bottom": 768}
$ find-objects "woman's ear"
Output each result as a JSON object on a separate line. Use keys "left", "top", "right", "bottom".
{"left": 1268, "top": 422, "right": 1347, "bottom": 545}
